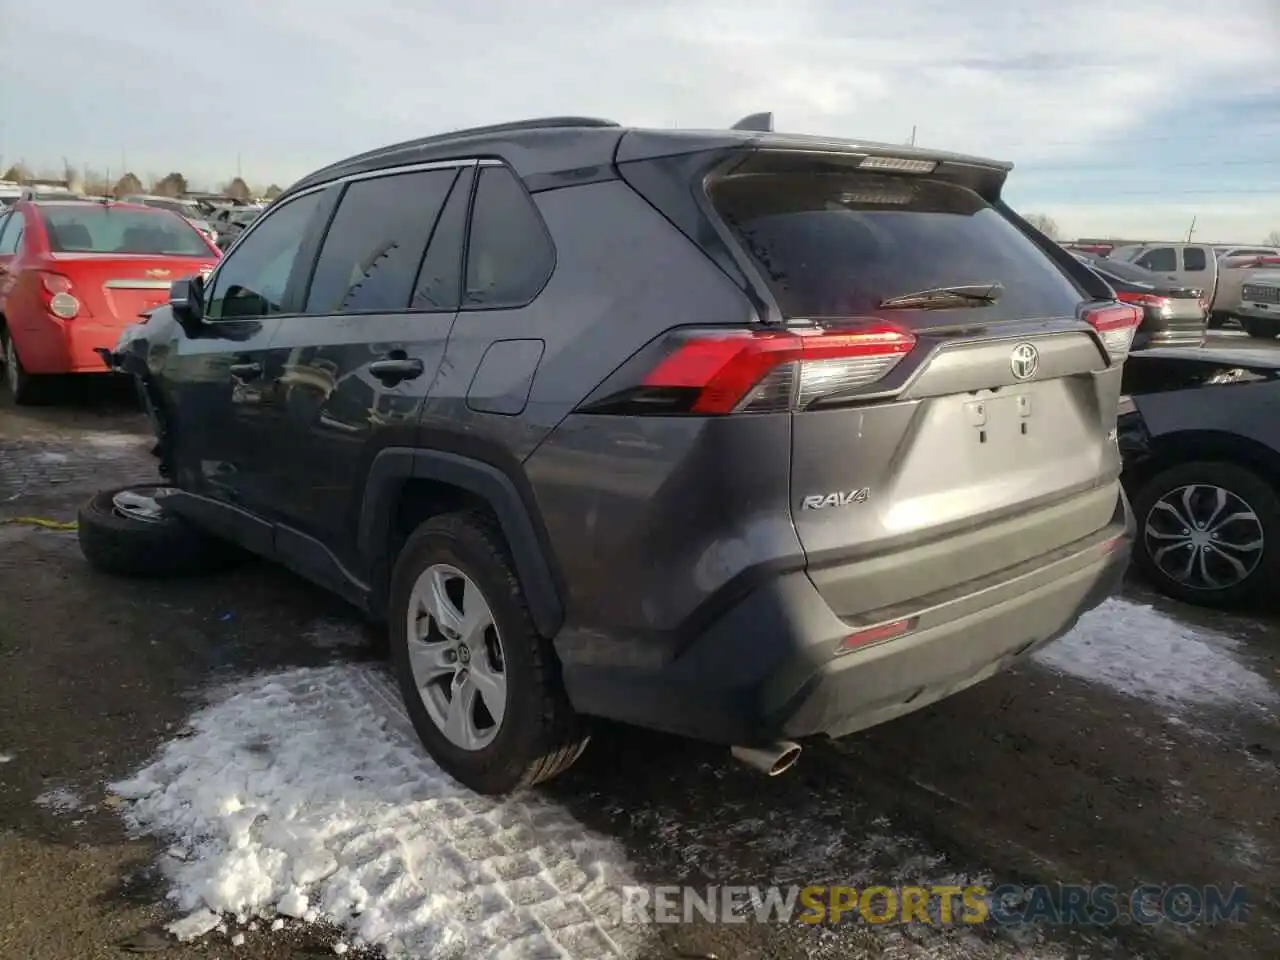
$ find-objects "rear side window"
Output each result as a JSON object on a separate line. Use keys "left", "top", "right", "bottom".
{"left": 1183, "top": 247, "right": 1207, "bottom": 271}
{"left": 708, "top": 173, "right": 1083, "bottom": 320}
{"left": 1136, "top": 247, "right": 1177, "bottom": 272}
{"left": 304, "top": 168, "right": 458, "bottom": 314}
{"left": 40, "top": 206, "right": 209, "bottom": 256}
{"left": 462, "top": 166, "right": 554, "bottom": 310}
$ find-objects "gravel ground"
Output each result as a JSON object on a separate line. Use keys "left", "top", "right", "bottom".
{"left": 1, "top": 365, "right": 1277, "bottom": 960}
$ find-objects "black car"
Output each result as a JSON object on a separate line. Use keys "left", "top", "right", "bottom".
{"left": 1119, "top": 348, "right": 1280, "bottom": 607}
{"left": 82, "top": 116, "right": 1134, "bottom": 794}
{"left": 1081, "top": 255, "right": 1207, "bottom": 349}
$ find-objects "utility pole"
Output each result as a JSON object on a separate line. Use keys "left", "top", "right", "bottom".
{"left": 910, "top": 125, "right": 917, "bottom": 146}
{"left": 1186, "top": 216, "right": 1197, "bottom": 242}
{"left": 237, "top": 152, "right": 242, "bottom": 178}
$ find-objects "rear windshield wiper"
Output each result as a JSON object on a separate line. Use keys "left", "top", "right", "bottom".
{"left": 879, "top": 282, "right": 1004, "bottom": 310}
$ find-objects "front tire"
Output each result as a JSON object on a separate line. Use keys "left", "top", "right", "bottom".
{"left": 1241, "top": 318, "right": 1279, "bottom": 339}
{"left": 78, "top": 485, "right": 242, "bottom": 578}
{"left": 389, "top": 511, "right": 587, "bottom": 794}
{"left": 1132, "top": 461, "right": 1280, "bottom": 608}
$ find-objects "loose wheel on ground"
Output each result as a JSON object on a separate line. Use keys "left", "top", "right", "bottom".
{"left": 1132, "top": 461, "right": 1280, "bottom": 608}
{"left": 388, "top": 510, "right": 588, "bottom": 795}
{"left": 78, "top": 485, "right": 243, "bottom": 578}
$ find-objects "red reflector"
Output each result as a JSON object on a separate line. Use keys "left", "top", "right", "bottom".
{"left": 840, "top": 617, "right": 916, "bottom": 652}
{"left": 640, "top": 325, "right": 916, "bottom": 415}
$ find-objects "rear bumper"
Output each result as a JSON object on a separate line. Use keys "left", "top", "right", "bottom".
{"left": 1237, "top": 303, "right": 1280, "bottom": 324}
{"left": 560, "top": 491, "right": 1133, "bottom": 745}
{"left": 14, "top": 314, "right": 131, "bottom": 374}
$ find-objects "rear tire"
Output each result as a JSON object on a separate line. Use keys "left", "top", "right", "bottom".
{"left": 78, "top": 484, "right": 243, "bottom": 578}
{"left": 1241, "top": 318, "right": 1279, "bottom": 339}
{"left": 388, "top": 511, "right": 588, "bottom": 795}
{"left": 1132, "top": 461, "right": 1280, "bottom": 608}
{"left": 1, "top": 328, "right": 47, "bottom": 406}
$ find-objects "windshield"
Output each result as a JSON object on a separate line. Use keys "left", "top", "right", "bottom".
{"left": 41, "top": 206, "right": 212, "bottom": 256}
{"left": 709, "top": 172, "right": 1083, "bottom": 321}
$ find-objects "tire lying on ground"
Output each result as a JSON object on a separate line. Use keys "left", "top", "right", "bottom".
{"left": 77, "top": 485, "right": 242, "bottom": 578}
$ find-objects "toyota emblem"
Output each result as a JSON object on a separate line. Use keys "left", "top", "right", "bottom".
{"left": 1010, "top": 343, "right": 1039, "bottom": 381}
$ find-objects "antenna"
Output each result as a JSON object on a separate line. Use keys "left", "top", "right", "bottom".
{"left": 730, "top": 112, "right": 774, "bottom": 132}
{"left": 1186, "top": 215, "right": 1197, "bottom": 242}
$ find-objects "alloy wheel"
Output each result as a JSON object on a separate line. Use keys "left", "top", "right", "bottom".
{"left": 405, "top": 563, "right": 507, "bottom": 751}
{"left": 1143, "top": 484, "right": 1265, "bottom": 591}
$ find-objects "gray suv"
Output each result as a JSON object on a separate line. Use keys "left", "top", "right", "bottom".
{"left": 87, "top": 117, "right": 1136, "bottom": 794}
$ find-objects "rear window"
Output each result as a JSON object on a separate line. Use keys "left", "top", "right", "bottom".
{"left": 708, "top": 173, "right": 1083, "bottom": 320}
{"left": 1087, "top": 257, "right": 1158, "bottom": 285}
{"left": 40, "top": 206, "right": 211, "bottom": 256}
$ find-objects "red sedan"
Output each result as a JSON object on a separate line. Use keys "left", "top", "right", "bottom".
{"left": 0, "top": 199, "right": 220, "bottom": 403}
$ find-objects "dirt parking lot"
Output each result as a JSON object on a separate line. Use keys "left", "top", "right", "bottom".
{"left": 1, "top": 350, "right": 1277, "bottom": 960}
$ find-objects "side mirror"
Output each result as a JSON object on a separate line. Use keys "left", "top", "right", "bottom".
{"left": 170, "top": 275, "right": 206, "bottom": 329}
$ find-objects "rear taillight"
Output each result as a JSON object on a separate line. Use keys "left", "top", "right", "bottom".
{"left": 1115, "top": 290, "right": 1170, "bottom": 311}
{"left": 39, "top": 272, "right": 81, "bottom": 320}
{"left": 1084, "top": 303, "right": 1142, "bottom": 362}
{"left": 578, "top": 324, "right": 917, "bottom": 416}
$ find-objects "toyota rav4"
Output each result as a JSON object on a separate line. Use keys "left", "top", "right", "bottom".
{"left": 86, "top": 116, "right": 1135, "bottom": 794}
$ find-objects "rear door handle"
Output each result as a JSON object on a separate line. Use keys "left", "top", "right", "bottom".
{"left": 368, "top": 357, "right": 425, "bottom": 382}
{"left": 229, "top": 361, "right": 262, "bottom": 379}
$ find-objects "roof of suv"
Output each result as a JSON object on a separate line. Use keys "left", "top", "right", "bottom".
{"left": 285, "top": 116, "right": 1014, "bottom": 199}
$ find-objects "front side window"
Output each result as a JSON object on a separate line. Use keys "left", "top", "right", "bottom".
{"left": 1136, "top": 247, "right": 1177, "bottom": 273}
{"left": 462, "top": 166, "right": 555, "bottom": 309}
{"left": 205, "top": 192, "right": 323, "bottom": 320}
{"left": 305, "top": 168, "right": 458, "bottom": 314}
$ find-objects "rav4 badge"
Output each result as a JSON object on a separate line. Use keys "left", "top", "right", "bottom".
{"left": 802, "top": 488, "right": 871, "bottom": 510}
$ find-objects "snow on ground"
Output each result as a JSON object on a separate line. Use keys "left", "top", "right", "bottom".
{"left": 109, "top": 665, "right": 647, "bottom": 960}
{"left": 1034, "top": 597, "right": 1276, "bottom": 712}
{"left": 0, "top": 752, "right": 13, "bottom": 763}
{"left": 35, "top": 786, "right": 86, "bottom": 813}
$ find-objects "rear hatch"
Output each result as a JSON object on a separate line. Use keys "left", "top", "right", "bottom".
{"left": 704, "top": 156, "right": 1133, "bottom": 619}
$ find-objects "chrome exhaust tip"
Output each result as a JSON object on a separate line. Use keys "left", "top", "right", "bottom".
{"left": 730, "top": 741, "right": 802, "bottom": 777}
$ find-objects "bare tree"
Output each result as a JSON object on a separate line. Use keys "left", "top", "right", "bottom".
{"left": 1266, "top": 230, "right": 1280, "bottom": 247}
{"left": 114, "top": 173, "right": 145, "bottom": 197}
{"left": 224, "top": 176, "right": 252, "bottom": 201}
{"left": 152, "top": 172, "right": 189, "bottom": 197}
{"left": 263, "top": 184, "right": 283, "bottom": 200}
{"left": 1, "top": 163, "right": 29, "bottom": 183}
{"left": 1024, "top": 213, "right": 1061, "bottom": 240}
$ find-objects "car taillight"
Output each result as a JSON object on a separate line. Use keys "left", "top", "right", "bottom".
{"left": 577, "top": 323, "right": 917, "bottom": 416}
{"left": 39, "top": 272, "right": 81, "bottom": 320}
{"left": 1083, "top": 303, "right": 1142, "bottom": 362}
{"left": 1114, "top": 290, "right": 1170, "bottom": 311}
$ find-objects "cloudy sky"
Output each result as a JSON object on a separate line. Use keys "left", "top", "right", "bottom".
{"left": 2, "top": 0, "right": 1277, "bottom": 241}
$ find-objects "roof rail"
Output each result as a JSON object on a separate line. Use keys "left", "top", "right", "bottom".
{"left": 300, "top": 116, "right": 621, "bottom": 186}
{"left": 730, "top": 112, "right": 774, "bottom": 132}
